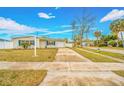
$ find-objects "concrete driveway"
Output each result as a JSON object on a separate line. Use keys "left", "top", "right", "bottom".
{"left": 54, "top": 48, "right": 91, "bottom": 62}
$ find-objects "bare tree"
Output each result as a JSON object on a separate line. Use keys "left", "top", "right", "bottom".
{"left": 71, "top": 8, "right": 96, "bottom": 47}
{"left": 76, "top": 9, "right": 96, "bottom": 46}
{"left": 71, "top": 20, "right": 76, "bottom": 41}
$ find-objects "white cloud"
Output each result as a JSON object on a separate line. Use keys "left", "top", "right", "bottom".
{"left": 42, "top": 30, "right": 72, "bottom": 35}
{"left": 0, "top": 17, "right": 37, "bottom": 31}
{"left": 0, "top": 16, "right": 72, "bottom": 39}
{"left": 100, "top": 9, "right": 124, "bottom": 22}
{"left": 38, "top": 12, "right": 55, "bottom": 19}
{"left": 61, "top": 25, "right": 71, "bottom": 28}
{"left": 0, "top": 17, "right": 49, "bottom": 35}
{"left": 55, "top": 7, "right": 60, "bottom": 10}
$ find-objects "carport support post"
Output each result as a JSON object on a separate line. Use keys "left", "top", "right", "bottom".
{"left": 34, "top": 35, "right": 37, "bottom": 56}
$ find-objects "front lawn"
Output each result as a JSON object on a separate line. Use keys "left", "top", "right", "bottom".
{"left": 0, "top": 48, "right": 57, "bottom": 62}
{"left": 0, "top": 70, "right": 47, "bottom": 86}
{"left": 83, "top": 48, "right": 124, "bottom": 60}
{"left": 73, "top": 48, "right": 119, "bottom": 62}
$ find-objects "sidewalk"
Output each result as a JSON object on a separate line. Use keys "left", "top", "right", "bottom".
{"left": 0, "top": 62, "right": 124, "bottom": 71}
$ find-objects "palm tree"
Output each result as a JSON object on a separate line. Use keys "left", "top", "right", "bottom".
{"left": 94, "top": 31, "right": 101, "bottom": 46}
{"left": 110, "top": 19, "right": 124, "bottom": 47}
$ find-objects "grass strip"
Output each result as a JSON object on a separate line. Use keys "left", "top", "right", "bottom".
{"left": 73, "top": 48, "right": 119, "bottom": 62}
{"left": 113, "top": 70, "right": 124, "bottom": 77}
{"left": 84, "top": 48, "right": 124, "bottom": 60}
{"left": 0, "top": 70, "right": 47, "bottom": 86}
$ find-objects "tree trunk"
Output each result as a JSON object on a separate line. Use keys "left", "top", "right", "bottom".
{"left": 86, "top": 32, "right": 88, "bottom": 46}
{"left": 97, "top": 37, "right": 99, "bottom": 46}
{"left": 80, "top": 31, "right": 83, "bottom": 47}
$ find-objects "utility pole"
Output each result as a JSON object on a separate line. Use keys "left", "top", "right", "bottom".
{"left": 34, "top": 35, "right": 37, "bottom": 56}
{"left": 34, "top": 31, "right": 38, "bottom": 56}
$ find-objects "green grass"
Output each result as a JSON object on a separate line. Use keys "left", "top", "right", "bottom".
{"left": 83, "top": 47, "right": 124, "bottom": 60}
{"left": 72, "top": 48, "right": 119, "bottom": 62}
{"left": 0, "top": 48, "right": 57, "bottom": 62}
{"left": 113, "top": 70, "right": 124, "bottom": 77}
{"left": 0, "top": 70, "right": 47, "bottom": 86}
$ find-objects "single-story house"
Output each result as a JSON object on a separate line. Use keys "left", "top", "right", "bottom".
{"left": 0, "top": 39, "right": 13, "bottom": 49}
{"left": 12, "top": 36, "right": 68, "bottom": 48}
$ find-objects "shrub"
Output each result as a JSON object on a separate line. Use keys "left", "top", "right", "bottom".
{"left": 118, "top": 40, "right": 123, "bottom": 47}
{"left": 108, "top": 40, "right": 117, "bottom": 47}
{"left": 21, "top": 43, "right": 31, "bottom": 49}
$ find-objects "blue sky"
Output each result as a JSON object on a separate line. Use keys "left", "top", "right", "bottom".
{"left": 0, "top": 7, "right": 124, "bottom": 40}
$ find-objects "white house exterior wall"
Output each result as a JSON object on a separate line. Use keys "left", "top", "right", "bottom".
{"left": 40, "top": 41, "right": 46, "bottom": 48}
{"left": 36, "top": 39, "right": 40, "bottom": 48}
{"left": 12, "top": 37, "right": 40, "bottom": 48}
{"left": 12, "top": 37, "right": 67, "bottom": 48}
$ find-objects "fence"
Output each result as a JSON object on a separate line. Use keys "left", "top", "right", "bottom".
{"left": 0, "top": 41, "right": 13, "bottom": 49}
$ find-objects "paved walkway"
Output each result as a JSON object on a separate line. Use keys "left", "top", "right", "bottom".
{"left": 1, "top": 48, "right": 124, "bottom": 85}
{"left": 88, "top": 47, "right": 124, "bottom": 55}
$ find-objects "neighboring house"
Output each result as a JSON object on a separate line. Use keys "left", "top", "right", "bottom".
{"left": 12, "top": 36, "right": 67, "bottom": 48}
{"left": 65, "top": 41, "right": 73, "bottom": 47}
{"left": 0, "top": 39, "right": 13, "bottom": 49}
{"left": 82, "top": 40, "right": 94, "bottom": 47}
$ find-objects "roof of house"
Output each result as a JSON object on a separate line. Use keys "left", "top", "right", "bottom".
{"left": 12, "top": 36, "right": 34, "bottom": 39}
{"left": 12, "top": 36, "right": 66, "bottom": 42}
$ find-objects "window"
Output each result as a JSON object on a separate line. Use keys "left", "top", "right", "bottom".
{"left": 18, "top": 40, "right": 34, "bottom": 46}
{"left": 47, "top": 41, "right": 55, "bottom": 45}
